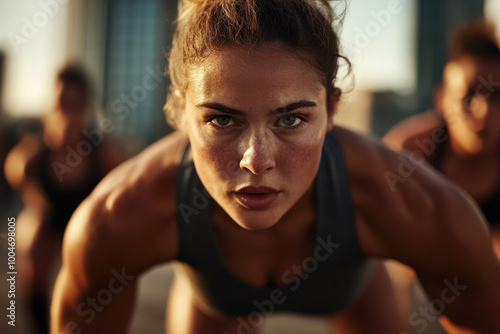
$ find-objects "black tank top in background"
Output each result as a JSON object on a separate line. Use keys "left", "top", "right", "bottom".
{"left": 38, "top": 146, "right": 104, "bottom": 233}
{"left": 175, "top": 132, "right": 374, "bottom": 317}
{"left": 432, "top": 126, "right": 500, "bottom": 225}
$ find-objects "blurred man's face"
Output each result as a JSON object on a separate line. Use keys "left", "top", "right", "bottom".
{"left": 57, "top": 82, "right": 88, "bottom": 115}
{"left": 44, "top": 82, "right": 89, "bottom": 148}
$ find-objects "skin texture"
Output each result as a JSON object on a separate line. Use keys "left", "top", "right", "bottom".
{"left": 51, "top": 46, "right": 500, "bottom": 334}
{"left": 384, "top": 56, "right": 500, "bottom": 333}
{"left": 183, "top": 46, "right": 332, "bottom": 231}
{"left": 384, "top": 57, "right": 500, "bottom": 255}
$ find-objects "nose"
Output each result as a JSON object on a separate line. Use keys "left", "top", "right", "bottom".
{"left": 239, "top": 129, "right": 275, "bottom": 175}
{"left": 468, "top": 95, "right": 489, "bottom": 131}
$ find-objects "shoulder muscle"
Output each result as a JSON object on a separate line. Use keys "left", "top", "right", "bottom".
{"left": 335, "top": 126, "right": 494, "bottom": 279}
{"left": 61, "top": 131, "right": 188, "bottom": 283}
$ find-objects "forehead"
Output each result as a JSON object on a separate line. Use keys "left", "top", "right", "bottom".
{"left": 57, "top": 81, "right": 86, "bottom": 97}
{"left": 187, "top": 45, "right": 325, "bottom": 104}
{"left": 443, "top": 57, "right": 500, "bottom": 91}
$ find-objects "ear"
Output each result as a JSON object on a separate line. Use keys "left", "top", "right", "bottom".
{"left": 173, "top": 89, "right": 185, "bottom": 110}
{"left": 164, "top": 89, "right": 186, "bottom": 130}
{"left": 326, "top": 88, "right": 341, "bottom": 132}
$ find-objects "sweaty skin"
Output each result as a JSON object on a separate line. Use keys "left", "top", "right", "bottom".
{"left": 384, "top": 56, "right": 500, "bottom": 334}
{"left": 51, "top": 46, "right": 500, "bottom": 334}
{"left": 384, "top": 57, "right": 500, "bottom": 259}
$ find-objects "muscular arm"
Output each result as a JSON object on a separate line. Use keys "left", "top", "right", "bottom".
{"left": 411, "top": 188, "right": 500, "bottom": 333}
{"left": 4, "top": 135, "right": 40, "bottom": 192}
{"left": 51, "top": 133, "right": 185, "bottom": 334}
{"left": 337, "top": 127, "right": 500, "bottom": 333}
{"left": 51, "top": 199, "right": 140, "bottom": 334}
{"left": 4, "top": 135, "right": 51, "bottom": 218}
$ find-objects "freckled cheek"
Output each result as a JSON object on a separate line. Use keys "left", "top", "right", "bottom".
{"left": 194, "top": 139, "right": 242, "bottom": 184}
{"left": 275, "top": 139, "right": 323, "bottom": 178}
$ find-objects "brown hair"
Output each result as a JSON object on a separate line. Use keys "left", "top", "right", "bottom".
{"left": 449, "top": 19, "right": 500, "bottom": 62}
{"left": 165, "top": 0, "right": 346, "bottom": 129}
{"left": 57, "top": 64, "right": 92, "bottom": 100}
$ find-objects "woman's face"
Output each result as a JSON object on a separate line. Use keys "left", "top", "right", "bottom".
{"left": 181, "top": 45, "right": 335, "bottom": 230}
{"left": 440, "top": 57, "right": 500, "bottom": 155}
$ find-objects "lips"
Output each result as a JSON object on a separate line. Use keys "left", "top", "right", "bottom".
{"left": 233, "top": 186, "right": 280, "bottom": 209}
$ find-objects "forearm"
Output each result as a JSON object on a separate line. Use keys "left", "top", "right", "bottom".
{"left": 440, "top": 278, "right": 500, "bottom": 333}
{"left": 439, "top": 299, "right": 500, "bottom": 334}
{"left": 51, "top": 268, "right": 138, "bottom": 334}
{"left": 417, "top": 269, "right": 500, "bottom": 334}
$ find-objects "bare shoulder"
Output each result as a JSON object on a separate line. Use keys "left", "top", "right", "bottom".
{"left": 62, "top": 131, "right": 188, "bottom": 280}
{"left": 333, "top": 127, "right": 493, "bottom": 278}
{"left": 382, "top": 111, "right": 447, "bottom": 154}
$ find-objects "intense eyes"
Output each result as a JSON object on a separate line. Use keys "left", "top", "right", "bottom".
{"left": 278, "top": 115, "right": 301, "bottom": 127}
{"left": 207, "top": 114, "right": 307, "bottom": 130}
{"left": 211, "top": 115, "right": 234, "bottom": 127}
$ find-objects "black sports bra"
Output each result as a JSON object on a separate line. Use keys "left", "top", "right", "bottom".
{"left": 175, "top": 132, "right": 374, "bottom": 317}
{"left": 37, "top": 146, "right": 103, "bottom": 232}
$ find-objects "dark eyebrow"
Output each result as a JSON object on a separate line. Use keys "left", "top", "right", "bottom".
{"left": 196, "top": 102, "right": 245, "bottom": 116}
{"left": 270, "top": 100, "right": 317, "bottom": 114}
{"left": 197, "top": 100, "right": 317, "bottom": 116}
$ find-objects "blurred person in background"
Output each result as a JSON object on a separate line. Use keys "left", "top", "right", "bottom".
{"left": 0, "top": 51, "right": 8, "bottom": 209}
{"left": 0, "top": 124, "right": 6, "bottom": 198}
{"left": 385, "top": 19, "right": 500, "bottom": 258}
{"left": 4, "top": 64, "right": 126, "bottom": 334}
{"left": 384, "top": 19, "right": 500, "bottom": 328}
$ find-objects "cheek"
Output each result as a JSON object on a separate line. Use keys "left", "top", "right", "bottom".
{"left": 275, "top": 133, "right": 325, "bottom": 177}
{"left": 185, "top": 113, "right": 243, "bottom": 185}
{"left": 191, "top": 134, "right": 241, "bottom": 184}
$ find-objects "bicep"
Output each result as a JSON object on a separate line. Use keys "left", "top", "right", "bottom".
{"left": 420, "top": 187, "right": 493, "bottom": 279}
{"left": 404, "top": 185, "right": 500, "bottom": 332}
{"left": 51, "top": 202, "right": 139, "bottom": 334}
{"left": 51, "top": 263, "right": 138, "bottom": 334}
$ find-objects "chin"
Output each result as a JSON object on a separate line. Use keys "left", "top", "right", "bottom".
{"left": 230, "top": 209, "right": 283, "bottom": 231}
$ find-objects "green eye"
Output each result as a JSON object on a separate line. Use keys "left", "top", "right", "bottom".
{"left": 214, "top": 116, "right": 231, "bottom": 126}
{"left": 280, "top": 115, "right": 300, "bottom": 126}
